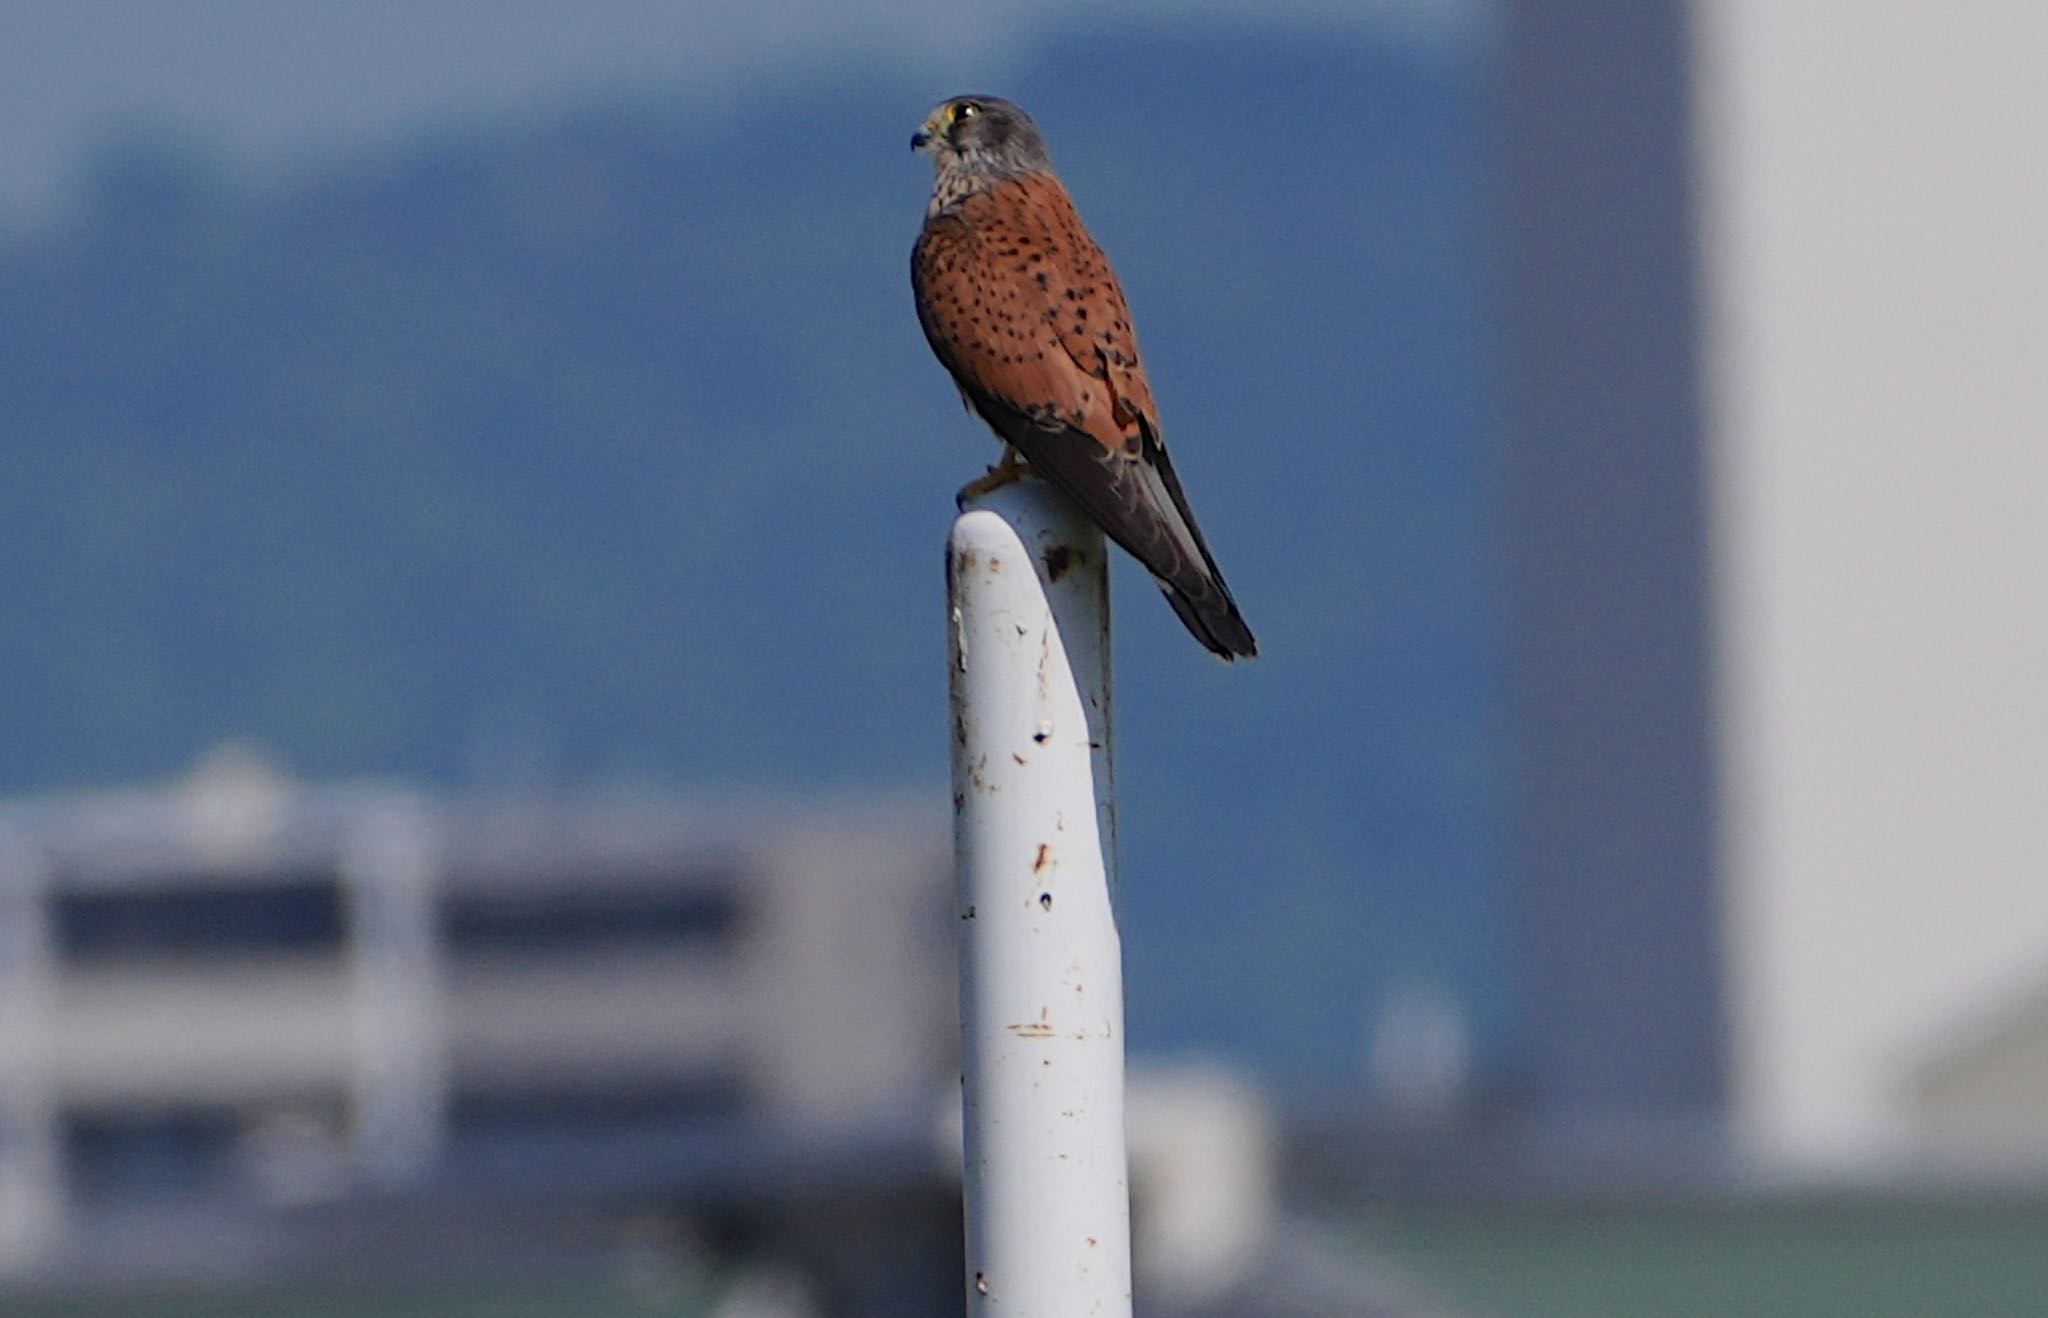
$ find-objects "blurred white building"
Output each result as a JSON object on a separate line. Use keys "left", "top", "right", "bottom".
{"left": 0, "top": 753, "right": 958, "bottom": 1285}
{"left": 0, "top": 755, "right": 1298, "bottom": 1312}
{"left": 1694, "top": 1, "right": 2048, "bottom": 1172}
{"left": 1503, "top": 0, "right": 2048, "bottom": 1181}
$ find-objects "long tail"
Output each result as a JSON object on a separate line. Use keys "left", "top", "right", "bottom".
{"left": 1132, "top": 435, "right": 1257, "bottom": 660}
{"left": 1042, "top": 441, "right": 1257, "bottom": 659}
{"left": 968, "top": 394, "right": 1259, "bottom": 659}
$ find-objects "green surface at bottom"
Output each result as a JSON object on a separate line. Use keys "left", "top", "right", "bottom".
{"left": 1354, "top": 1198, "right": 2048, "bottom": 1318}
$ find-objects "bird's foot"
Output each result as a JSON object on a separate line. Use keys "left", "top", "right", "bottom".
{"left": 955, "top": 448, "right": 1035, "bottom": 509}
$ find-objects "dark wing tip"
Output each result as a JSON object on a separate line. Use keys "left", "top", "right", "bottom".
{"left": 1163, "top": 583, "right": 1258, "bottom": 660}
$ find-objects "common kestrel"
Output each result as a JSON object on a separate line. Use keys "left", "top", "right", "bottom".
{"left": 911, "top": 95, "right": 1257, "bottom": 660}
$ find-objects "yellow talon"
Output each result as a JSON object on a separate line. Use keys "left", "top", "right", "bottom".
{"left": 955, "top": 447, "right": 1035, "bottom": 508}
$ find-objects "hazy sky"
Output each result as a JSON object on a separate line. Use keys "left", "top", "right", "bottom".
{"left": 0, "top": 0, "right": 1484, "bottom": 225}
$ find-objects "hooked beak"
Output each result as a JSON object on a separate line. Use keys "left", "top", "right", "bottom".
{"left": 910, "top": 129, "right": 931, "bottom": 152}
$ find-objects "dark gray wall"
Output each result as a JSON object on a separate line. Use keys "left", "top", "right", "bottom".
{"left": 1496, "top": 2, "right": 1727, "bottom": 1123}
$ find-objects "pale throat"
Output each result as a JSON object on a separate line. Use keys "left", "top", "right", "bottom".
{"left": 927, "top": 155, "right": 1015, "bottom": 216}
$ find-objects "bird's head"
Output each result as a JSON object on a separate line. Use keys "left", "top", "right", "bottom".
{"left": 911, "top": 96, "right": 1052, "bottom": 181}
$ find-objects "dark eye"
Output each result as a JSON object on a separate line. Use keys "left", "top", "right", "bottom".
{"left": 955, "top": 102, "right": 980, "bottom": 121}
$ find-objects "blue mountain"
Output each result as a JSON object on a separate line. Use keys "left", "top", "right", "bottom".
{"left": 0, "top": 18, "right": 1505, "bottom": 1097}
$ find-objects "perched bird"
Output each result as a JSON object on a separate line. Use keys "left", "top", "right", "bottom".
{"left": 911, "top": 95, "right": 1257, "bottom": 660}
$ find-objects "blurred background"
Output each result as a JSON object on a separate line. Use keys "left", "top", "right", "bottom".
{"left": 0, "top": 1, "right": 2043, "bottom": 1314}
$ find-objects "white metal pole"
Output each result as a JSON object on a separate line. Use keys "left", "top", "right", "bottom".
{"left": 948, "top": 478, "right": 1132, "bottom": 1316}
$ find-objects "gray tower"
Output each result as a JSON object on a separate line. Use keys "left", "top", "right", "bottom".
{"left": 1497, "top": 3, "right": 1727, "bottom": 1127}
